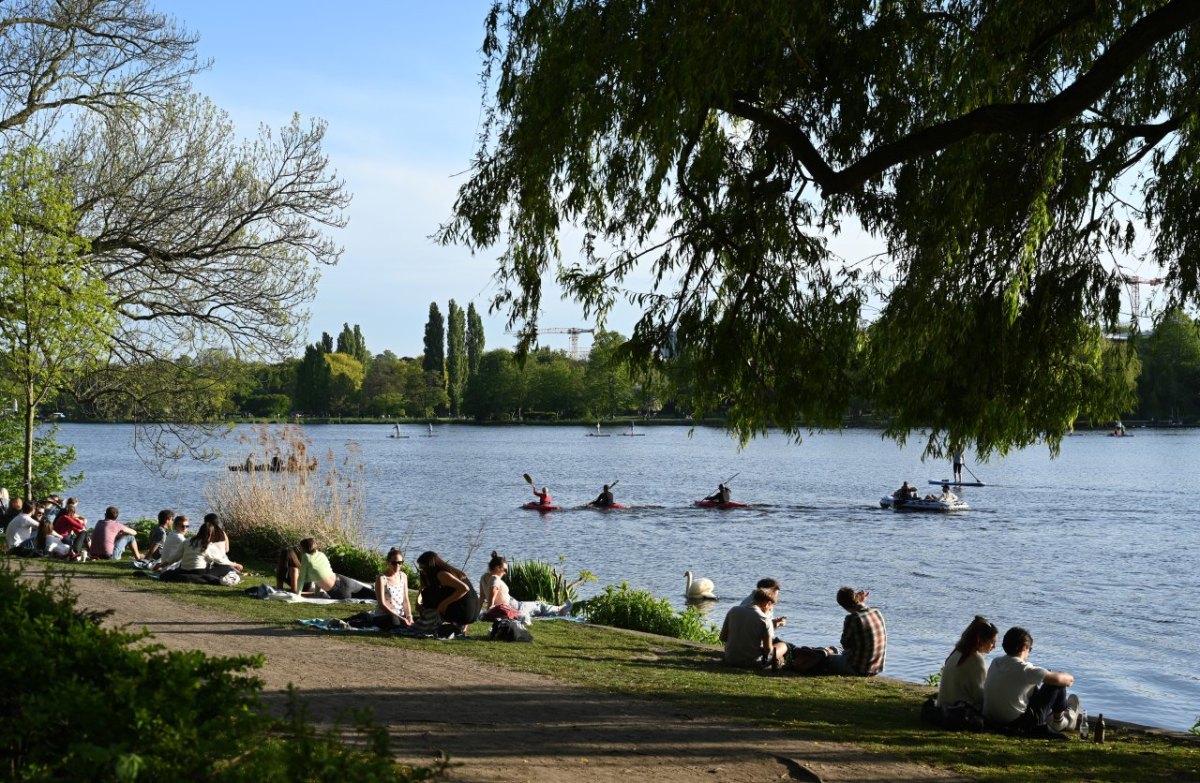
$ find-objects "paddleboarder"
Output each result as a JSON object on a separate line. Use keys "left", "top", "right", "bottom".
{"left": 952, "top": 449, "right": 965, "bottom": 483}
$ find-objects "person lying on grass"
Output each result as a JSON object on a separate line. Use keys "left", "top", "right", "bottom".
{"left": 289, "top": 538, "right": 376, "bottom": 600}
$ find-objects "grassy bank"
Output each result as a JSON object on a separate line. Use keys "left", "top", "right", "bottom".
{"left": 45, "top": 560, "right": 1199, "bottom": 783}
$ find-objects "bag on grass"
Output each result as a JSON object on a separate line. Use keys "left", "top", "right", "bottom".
{"left": 489, "top": 618, "right": 533, "bottom": 642}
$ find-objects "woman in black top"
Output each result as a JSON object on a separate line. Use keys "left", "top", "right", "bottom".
{"left": 416, "top": 551, "right": 478, "bottom": 628}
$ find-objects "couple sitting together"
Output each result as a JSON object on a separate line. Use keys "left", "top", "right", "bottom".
{"left": 935, "top": 616, "right": 1083, "bottom": 738}
{"left": 720, "top": 580, "right": 886, "bottom": 677}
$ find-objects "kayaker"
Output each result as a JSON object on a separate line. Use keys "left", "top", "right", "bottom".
{"left": 705, "top": 484, "right": 732, "bottom": 504}
{"left": 589, "top": 484, "right": 616, "bottom": 507}
{"left": 533, "top": 486, "right": 552, "bottom": 506}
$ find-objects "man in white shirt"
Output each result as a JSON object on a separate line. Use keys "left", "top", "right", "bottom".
{"left": 157, "top": 516, "right": 189, "bottom": 566}
{"left": 5, "top": 502, "right": 39, "bottom": 549}
{"left": 983, "top": 626, "right": 1081, "bottom": 735}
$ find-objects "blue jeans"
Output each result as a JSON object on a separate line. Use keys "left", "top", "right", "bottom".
{"left": 1025, "top": 683, "right": 1068, "bottom": 726}
{"left": 112, "top": 533, "right": 136, "bottom": 560}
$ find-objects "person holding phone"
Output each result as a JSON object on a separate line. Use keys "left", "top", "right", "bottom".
{"left": 823, "top": 586, "right": 887, "bottom": 676}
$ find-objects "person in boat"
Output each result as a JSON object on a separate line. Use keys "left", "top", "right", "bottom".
{"left": 705, "top": 484, "right": 732, "bottom": 504}
{"left": 416, "top": 551, "right": 478, "bottom": 632}
{"left": 533, "top": 485, "right": 552, "bottom": 506}
{"left": 892, "top": 481, "right": 914, "bottom": 503}
{"left": 589, "top": 484, "right": 616, "bottom": 508}
{"left": 952, "top": 449, "right": 965, "bottom": 483}
{"left": 939, "top": 484, "right": 959, "bottom": 503}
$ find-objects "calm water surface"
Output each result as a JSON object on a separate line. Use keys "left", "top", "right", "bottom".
{"left": 56, "top": 423, "right": 1199, "bottom": 731}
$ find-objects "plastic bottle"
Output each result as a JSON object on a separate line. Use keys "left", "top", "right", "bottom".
{"left": 1094, "top": 713, "right": 1106, "bottom": 743}
{"left": 1079, "top": 711, "right": 1089, "bottom": 740}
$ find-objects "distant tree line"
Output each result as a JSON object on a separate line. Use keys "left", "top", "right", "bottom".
{"left": 34, "top": 306, "right": 1200, "bottom": 426}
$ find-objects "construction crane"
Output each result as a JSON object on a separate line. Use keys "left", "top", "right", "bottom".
{"left": 1118, "top": 272, "right": 1164, "bottom": 321}
{"left": 533, "top": 327, "right": 595, "bottom": 360}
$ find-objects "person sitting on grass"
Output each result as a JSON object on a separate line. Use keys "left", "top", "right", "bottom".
{"left": 720, "top": 587, "right": 789, "bottom": 668}
{"left": 205, "top": 513, "right": 231, "bottom": 557}
{"left": 145, "top": 509, "right": 174, "bottom": 560}
{"left": 416, "top": 550, "right": 478, "bottom": 632}
{"left": 156, "top": 517, "right": 244, "bottom": 585}
{"left": 739, "top": 578, "right": 787, "bottom": 631}
{"left": 291, "top": 538, "right": 376, "bottom": 600}
{"left": 158, "top": 515, "right": 189, "bottom": 566}
{"left": 50, "top": 497, "right": 87, "bottom": 542}
{"left": 936, "top": 615, "right": 998, "bottom": 713}
{"left": 479, "top": 552, "right": 570, "bottom": 622}
{"left": 88, "top": 506, "right": 142, "bottom": 561}
{"left": 347, "top": 547, "right": 414, "bottom": 629}
{"left": 822, "top": 586, "right": 887, "bottom": 676}
{"left": 4, "top": 501, "right": 40, "bottom": 552}
{"left": 982, "top": 626, "right": 1081, "bottom": 737}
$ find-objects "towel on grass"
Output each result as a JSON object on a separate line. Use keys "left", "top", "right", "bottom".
{"left": 297, "top": 618, "right": 440, "bottom": 639}
{"left": 244, "top": 583, "right": 373, "bottom": 604}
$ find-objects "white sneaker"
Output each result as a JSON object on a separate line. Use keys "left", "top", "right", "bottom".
{"left": 1056, "top": 696, "right": 1084, "bottom": 730}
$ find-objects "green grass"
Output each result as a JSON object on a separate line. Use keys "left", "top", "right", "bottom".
{"left": 39, "top": 560, "right": 1200, "bottom": 783}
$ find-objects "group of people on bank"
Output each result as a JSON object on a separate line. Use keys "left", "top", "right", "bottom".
{"left": 0, "top": 491, "right": 246, "bottom": 586}
{"left": 273, "top": 544, "right": 569, "bottom": 634}
{"left": 719, "top": 580, "right": 1082, "bottom": 738}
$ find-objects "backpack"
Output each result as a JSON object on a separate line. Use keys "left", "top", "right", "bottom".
{"left": 489, "top": 618, "right": 533, "bottom": 642}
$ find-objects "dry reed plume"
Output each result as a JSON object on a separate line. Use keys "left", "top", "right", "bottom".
{"left": 206, "top": 424, "right": 367, "bottom": 557}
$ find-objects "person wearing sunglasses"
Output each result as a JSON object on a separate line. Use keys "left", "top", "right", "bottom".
{"left": 374, "top": 548, "right": 413, "bottom": 627}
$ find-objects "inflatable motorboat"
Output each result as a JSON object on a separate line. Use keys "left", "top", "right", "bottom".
{"left": 879, "top": 494, "right": 970, "bottom": 512}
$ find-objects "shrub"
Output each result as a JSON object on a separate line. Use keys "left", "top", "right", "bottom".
{"left": 1191, "top": 716, "right": 1199, "bottom": 736}
{"left": 506, "top": 557, "right": 595, "bottom": 605}
{"left": 574, "top": 582, "right": 720, "bottom": 644}
{"left": 127, "top": 517, "right": 159, "bottom": 549}
{"left": 326, "top": 543, "right": 387, "bottom": 583}
{"left": 0, "top": 560, "right": 437, "bottom": 782}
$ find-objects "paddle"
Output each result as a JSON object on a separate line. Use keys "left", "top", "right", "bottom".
{"left": 721, "top": 471, "right": 740, "bottom": 486}
{"left": 964, "top": 463, "right": 985, "bottom": 485}
{"left": 523, "top": 473, "right": 535, "bottom": 487}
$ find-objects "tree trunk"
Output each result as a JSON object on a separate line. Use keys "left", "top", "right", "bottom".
{"left": 23, "top": 380, "right": 35, "bottom": 501}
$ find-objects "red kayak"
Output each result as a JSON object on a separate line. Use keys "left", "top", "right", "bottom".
{"left": 522, "top": 502, "right": 560, "bottom": 512}
{"left": 588, "top": 503, "right": 628, "bottom": 510}
{"left": 694, "top": 499, "right": 750, "bottom": 509}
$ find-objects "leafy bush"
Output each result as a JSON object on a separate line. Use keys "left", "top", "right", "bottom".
{"left": 127, "top": 517, "right": 159, "bottom": 549}
{"left": 506, "top": 557, "right": 595, "bottom": 604}
{"left": 326, "top": 543, "right": 388, "bottom": 583}
{"left": 1190, "top": 716, "right": 1199, "bottom": 736}
{"left": 574, "top": 582, "right": 720, "bottom": 644}
{"left": 0, "top": 560, "right": 437, "bottom": 782}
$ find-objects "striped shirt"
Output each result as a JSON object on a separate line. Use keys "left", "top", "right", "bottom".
{"left": 841, "top": 606, "right": 887, "bottom": 676}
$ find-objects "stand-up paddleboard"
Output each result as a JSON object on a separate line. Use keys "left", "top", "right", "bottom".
{"left": 586, "top": 433, "right": 611, "bottom": 437}
{"left": 387, "top": 434, "right": 410, "bottom": 439}
{"left": 928, "top": 479, "right": 986, "bottom": 487}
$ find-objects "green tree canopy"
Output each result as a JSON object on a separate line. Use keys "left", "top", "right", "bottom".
{"left": 0, "top": 147, "right": 114, "bottom": 497}
{"left": 446, "top": 300, "right": 467, "bottom": 416}
{"left": 439, "top": 0, "right": 1199, "bottom": 455}
{"left": 466, "top": 302, "right": 486, "bottom": 379}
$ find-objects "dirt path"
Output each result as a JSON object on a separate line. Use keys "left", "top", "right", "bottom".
{"left": 59, "top": 570, "right": 967, "bottom": 783}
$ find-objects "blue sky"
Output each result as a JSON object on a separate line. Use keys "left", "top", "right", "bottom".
{"left": 153, "top": 1, "right": 594, "bottom": 358}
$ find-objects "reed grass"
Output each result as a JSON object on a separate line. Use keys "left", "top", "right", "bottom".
{"left": 206, "top": 425, "right": 368, "bottom": 565}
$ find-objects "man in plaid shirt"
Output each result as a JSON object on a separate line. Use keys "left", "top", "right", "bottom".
{"left": 824, "top": 586, "right": 887, "bottom": 676}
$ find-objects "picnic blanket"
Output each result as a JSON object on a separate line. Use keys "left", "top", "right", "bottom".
{"left": 244, "top": 583, "right": 374, "bottom": 605}
{"left": 297, "top": 618, "right": 441, "bottom": 639}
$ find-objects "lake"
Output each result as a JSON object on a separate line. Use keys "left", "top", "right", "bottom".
{"left": 50, "top": 422, "right": 1200, "bottom": 731}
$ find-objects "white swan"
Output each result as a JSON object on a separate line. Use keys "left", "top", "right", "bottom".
{"left": 685, "top": 570, "right": 717, "bottom": 600}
